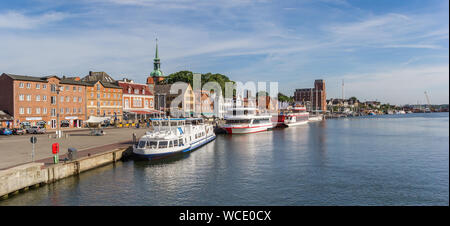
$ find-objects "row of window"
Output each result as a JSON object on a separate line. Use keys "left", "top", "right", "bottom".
{"left": 124, "top": 99, "right": 153, "bottom": 108}
{"left": 89, "top": 92, "right": 121, "bottom": 99}
{"left": 88, "top": 110, "right": 121, "bottom": 115}
{"left": 89, "top": 101, "right": 122, "bottom": 106}
{"left": 18, "top": 94, "right": 82, "bottom": 103}
{"left": 19, "top": 107, "right": 82, "bottom": 115}
{"left": 128, "top": 87, "right": 146, "bottom": 95}
{"left": 18, "top": 82, "right": 83, "bottom": 92}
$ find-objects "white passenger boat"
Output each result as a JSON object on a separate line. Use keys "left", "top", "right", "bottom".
{"left": 221, "top": 107, "right": 273, "bottom": 134}
{"left": 273, "top": 105, "right": 309, "bottom": 127}
{"left": 133, "top": 118, "right": 216, "bottom": 160}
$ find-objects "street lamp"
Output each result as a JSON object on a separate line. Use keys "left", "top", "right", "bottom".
{"left": 56, "top": 85, "right": 61, "bottom": 138}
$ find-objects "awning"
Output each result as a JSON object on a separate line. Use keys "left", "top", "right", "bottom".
{"left": 125, "top": 110, "right": 165, "bottom": 114}
{"left": 86, "top": 116, "right": 110, "bottom": 123}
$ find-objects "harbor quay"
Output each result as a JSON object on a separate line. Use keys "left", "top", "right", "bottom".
{"left": 0, "top": 127, "right": 149, "bottom": 199}
{"left": 0, "top": 127, "right": 149, "bottom": 170}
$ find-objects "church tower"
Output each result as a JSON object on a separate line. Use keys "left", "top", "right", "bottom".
{"left": 147, "top": 38, "right": 165, "bottom": 91}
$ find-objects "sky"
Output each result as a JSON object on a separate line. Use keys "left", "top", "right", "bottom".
{"left": 0, "top": 0, "right": 448, "bottom": 105}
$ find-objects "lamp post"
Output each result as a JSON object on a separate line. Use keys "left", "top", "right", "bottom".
{"left": 56, "top": 85, "right": 61, "bottom": 138}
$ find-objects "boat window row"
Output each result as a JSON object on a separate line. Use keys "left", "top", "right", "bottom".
{"left": 194, "top": 132, "right": 205, "bottom": 139}
{"left": 138, "top": 139, "right": 185, "bottom": 149}
{"left": 152, "top": 121, "right": 184, "bottom": 127}
{"left": 225, "top": 119, "right": 251, "bottom": 124}
{"left": 252, "top": 118, "right": 271, "bottom": 124}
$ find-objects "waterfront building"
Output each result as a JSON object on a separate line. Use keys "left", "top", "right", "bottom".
{"left": 154, "top": 83, "right": 195, "bottom": 117}
{"left": 194, "top": 90, "right": 215, "bottom": 117}
{"left": 294, "top": 79, "right": 327, "bottom": 112}
{"left": 327, "top": 98, "right": 360, "bottom": 113}
{"left": 117, "top": 79, "right": 159, "bottom": 120}
{"left": 0, "top": 73, "right": 87, "bottom": 129}
{"left": 82, "top": 71, "right": 123, "bottom": 122}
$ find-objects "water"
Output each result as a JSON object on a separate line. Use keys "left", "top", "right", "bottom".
{"left": 1, "top": 113, "right": 448, "bottom": 206}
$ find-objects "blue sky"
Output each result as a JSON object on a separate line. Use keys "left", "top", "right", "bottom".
{"left": 0, "top": 0, "right": 448, "bottom": 104}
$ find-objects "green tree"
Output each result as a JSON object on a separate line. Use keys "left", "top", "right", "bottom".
{"left": 163, "top": 71, "right": 234, "bottom": 96}
{"left": 278, "top": 92, "right": 293, "bottom": 103}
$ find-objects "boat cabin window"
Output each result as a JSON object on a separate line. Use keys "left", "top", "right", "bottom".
{"left": 148, "top": 141, "right": 157, "bottom": 148}
{"left": 174, "top": 140, "right": 178, "bottom": 146}
{"left": 169, "top": 141, "right": 173, "bottom": 148}
{"left": 253, "top": 119, "right": 270, "bottom": 124}
{"left": 225, "top": 119, "right": 251, "bottom": 124}
{"left": 138, "top": 141, "right": 146, "bottom": 148}
{"left": 179, "top": 139, "right": 184, "bottom": 146}
{"left": 161, "top": 121, "right": 169, "bottom": 126}
{"left": 158, "top": 141, "right": 168, "bottom": 148}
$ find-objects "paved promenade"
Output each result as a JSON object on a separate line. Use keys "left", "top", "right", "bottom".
{"left": 0, "top": 127, "right": 149, "bottom": 169}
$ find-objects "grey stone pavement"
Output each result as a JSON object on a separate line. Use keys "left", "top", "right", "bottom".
{"left": 0, "top": 127, "right": 150, "bottom": 170}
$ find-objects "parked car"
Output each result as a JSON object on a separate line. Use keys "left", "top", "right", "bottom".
{"left": 12, "top": 128, "right": 26, "bottom": 135}
{"left": 0, "top": 128, "right": 13, "bottom": 135}
{"left": 26, "top": 126, "right": 46, "bottom": 134}
{"left": 60, "top": 120, "right": 70, "bottom": 128}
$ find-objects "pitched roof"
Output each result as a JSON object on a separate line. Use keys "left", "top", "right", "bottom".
{"left": 82, "top": 71, "right": 116, "bottom": 83}
{"left": 117, "top": 81, "right": 153, "bottom": 95}
{"left": 1, "top": 73, "right": 57, "bottom": 82}
{"left": 60, "top": 78, "right": 91, "bottom": 86}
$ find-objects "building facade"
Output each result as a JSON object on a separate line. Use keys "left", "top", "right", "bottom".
{"left": 154, "top": 84, "right": 195, "bottom": 117}
{"left": 118, "top": 80, "right": 158, "bottom": 120}
{"left": 294, "top": 79, "right": 327, "bottom": 112}
{"left": 0, "top": 73, "right": 86, "bottom": 129}
{"left": 82, "top": 71, "right": 123, "bottom": 122}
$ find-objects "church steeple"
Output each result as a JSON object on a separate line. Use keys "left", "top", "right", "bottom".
{"left": 150, "top": 37, "right": 163, "bottom": 77}
{"left": 155, "top": 38, "right": 159, "bottom": 60}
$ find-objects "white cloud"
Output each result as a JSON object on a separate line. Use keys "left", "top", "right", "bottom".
{"left": 0, "top": 11, "right": 68, "bottom": 29}
{"left": 339, "top": 65, "right": 449, "bottom": 104}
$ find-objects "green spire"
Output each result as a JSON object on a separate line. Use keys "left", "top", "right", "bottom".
{"left": 155, "top": 37, "right": 159, "bottom": 60}
{"left": 150, "top": 37, "right": 163, "bottom": 77}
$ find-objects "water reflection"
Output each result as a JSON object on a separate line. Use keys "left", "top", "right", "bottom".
{"left": 0, "top": 113, "right": 448, "bottom": 206}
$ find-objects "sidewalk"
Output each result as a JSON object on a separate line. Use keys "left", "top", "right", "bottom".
{"left": 0, "top": 127, "right": 148, "bottom": 170}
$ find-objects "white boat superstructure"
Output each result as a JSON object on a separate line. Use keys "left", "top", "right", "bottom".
{"left": 133, "top": 118, "right": 216, "bottom": 160}
{"left": 282, "top": 105, "right": 309, "bottom": 127}
{"left": 221, "top": 107, "right": 273, "bottom": 134}
{"left": 308, "top": 115, "right": 323, "bottom": 122}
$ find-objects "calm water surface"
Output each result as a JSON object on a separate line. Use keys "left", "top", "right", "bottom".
{"left": 1, "top": 113, "right": 448, "bottom": 205}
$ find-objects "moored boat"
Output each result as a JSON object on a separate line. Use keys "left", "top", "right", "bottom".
{"left": 133, "top": 118, "right": 216, "bottom": 160}
{"left": 273, "top": 105, "right": 309, "bottom": 127}
{"left": 221, "top": 107, "right": 273, "bottom": 134}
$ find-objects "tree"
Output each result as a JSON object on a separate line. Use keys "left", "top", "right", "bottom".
{"left": 278, "top": 92, "right": 293, "bottom": 103}
{"left": 163, "top": 71, "right": 234, "bottom": 96}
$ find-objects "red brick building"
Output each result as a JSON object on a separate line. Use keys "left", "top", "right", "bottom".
{"left": 118, "top": 80, "right": 157, "bottom": 120}
{"left": 82, "top": 71, "right": 123, "bottom": 122}
{"left": 0, "top": 73, "right": 87, "bottom": 129}
{"left": 294, "top": 79, "right": 327, "bottom": 112}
